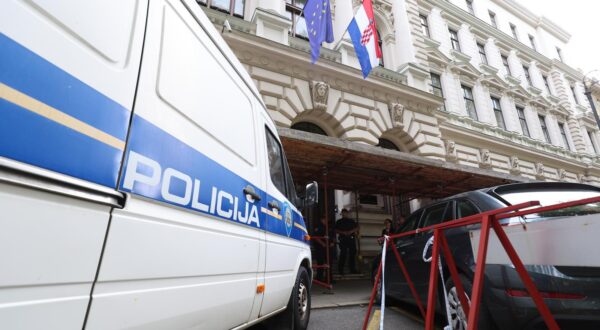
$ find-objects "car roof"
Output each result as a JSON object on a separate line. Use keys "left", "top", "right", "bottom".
{"left": 408, "top": 181, "right": 600, "bottom": 217}
{"left": 482, "top": 181, "right": 600, "bottom": 195}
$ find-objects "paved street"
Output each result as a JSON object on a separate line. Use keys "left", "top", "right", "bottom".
{"left": 309, "top": 305, "right": 424, "bottom": 330}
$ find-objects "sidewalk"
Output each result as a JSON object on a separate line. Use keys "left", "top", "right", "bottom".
{"left": 312, "top": 279, "right": 373, "bottom": 309}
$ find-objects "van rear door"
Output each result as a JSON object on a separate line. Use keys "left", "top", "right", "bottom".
{"left": 0, "top": 1, "right": 146, "bottom": 329}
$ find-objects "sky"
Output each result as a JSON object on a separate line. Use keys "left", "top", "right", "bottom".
{"left": 519, "top": 0, "right": 600, "bottom": 79}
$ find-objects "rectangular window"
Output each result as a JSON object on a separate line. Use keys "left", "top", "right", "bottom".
{"left": 489, "top": 11, "right": 497, "bottom": 28}
{"left": 502, "top": 55, "right": 511, "bottom": 76}
{"left": 571, "top": 85, "right": 579, "bottom": 104}
{"left": 588, "top": 131, "right": 598, "bottom": 154}
{"left": 449, "top": 29, "right": 461, "bottom": 52}
{"left": 539, "top": 115, "right": 551, "bottom": 143}
{"left": 420, "top": 14, "right": 430, "bottom": 37}
{"left": 529, "top": 34, "right": 537, "bottom": 51}
{"left": 510, "top": 23, "right": 518, "bottom": 40}
{"left": 523, "top": 65, "right": 532, "bottom": 85}
{"left": 285, "top": 0, "right": 307, "bottom": 39}
{"left": 466, "top": 0, "right": 474, "bottom": 15}
{"left": 542, "top": 75, "right": 551, "bottom": 94}
{"left": 556, "top": 47, "right": 563, "bottom": 61}
{"left": 198, "top": 0, "right": 245, "bottom": 18}
{"left": 477, "top": 43, "right": 488, "bottom": 65}
{"left": 491, "top": 97, "right": 505, "bottom": 129}
{"left": 517, "top": 106, "right": 530, "bottom": 137}
{"left": 558, "top": 122, "right": 571, "bottom": 150}
{"left": 266, "top": 128, "right": 287, "bottom": 194}
{"left": 462, "top": 85, "right": 478, "bottom": 120}
{"left": 430, "top": 73, "right": 445, "bottom": 110}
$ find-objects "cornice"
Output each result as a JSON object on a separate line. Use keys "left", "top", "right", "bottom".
{"left": 221, "top": 29, "right": 444, "bottom": 111}
{"left": 489, "top": 0, "right": 570, "bottom": 42}
{"left": 438, "top": 111, "right": 599, "bottom": 169}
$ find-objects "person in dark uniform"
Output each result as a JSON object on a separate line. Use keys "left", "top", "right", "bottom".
{"left": 335, "top": 209, "right": 359, "bottom": 275}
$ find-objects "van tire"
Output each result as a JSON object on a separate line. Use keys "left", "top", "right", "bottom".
{"left": 268, "top": 266, "right": 311, "bottom": 330}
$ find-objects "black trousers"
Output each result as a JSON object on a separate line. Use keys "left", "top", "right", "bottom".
{"left": 338, "top": 239, "right": 357, "bottom": 274}
{"left": 314, "top": 247, "right": 326, "bottom": 281}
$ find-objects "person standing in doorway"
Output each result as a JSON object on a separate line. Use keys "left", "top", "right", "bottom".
{"left": 377, "top": 218, "right": 393, "bottom": 246}
{"left": 335, "top": 209, "right": 359, "bottom": 275}
{"left": 313, "top": 216, "right": 330, "bottom": 282}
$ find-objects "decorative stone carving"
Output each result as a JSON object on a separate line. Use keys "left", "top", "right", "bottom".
{"left": 509, "top": 156, "right": 520, "bottom": 174}
{"left": 558, "top": 169, "right": 567, "bottom": 181}
{"left": 577, "top": 173, "right": 586, "bottom": 183}
{"left": 535, "top": 162, "right": 545, "bottom": 179}
{"left": 310, "top": 81, "right": 329, "bottom": 111}
{"left": 479, "top": 149, "right": 491, "bottom": 168}
{"left": 389, "top": 103, "right": 404, "bottom": 128}
{"left": 444, "top": 140, "right": 458, "bottom": 162}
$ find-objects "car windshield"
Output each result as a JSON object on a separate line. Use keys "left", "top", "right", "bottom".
{"left": 498, "top": 189, "right": 600, "bottom": 219}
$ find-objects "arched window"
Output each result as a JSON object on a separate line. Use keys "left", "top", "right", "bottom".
{"left": 377, "top": 138, "right": 399, "bottom": 151}
{"left": 291, "top": 122, "right": 328, "bottom": 136}
{"left": 377, "top": 29, "right": 384, "bottom": 67}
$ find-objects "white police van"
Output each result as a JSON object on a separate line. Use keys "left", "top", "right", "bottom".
{"left": 0, "top": 0, "right": 317, "bottom": 329}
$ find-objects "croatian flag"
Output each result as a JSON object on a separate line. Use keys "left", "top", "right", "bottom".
{"left": 348, "top": 0, "right": 382, "bottom": 78}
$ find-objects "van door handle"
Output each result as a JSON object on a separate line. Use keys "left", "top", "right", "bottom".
{"left": 268, "top": 200, "right": 280, "bottom": 211}
{"left": 243, "top": 185, "right": 261, "bottom": 202}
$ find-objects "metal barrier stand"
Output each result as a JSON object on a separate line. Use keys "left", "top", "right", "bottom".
{"left": 362, "top": 195, "right": 600, "bottom": 330}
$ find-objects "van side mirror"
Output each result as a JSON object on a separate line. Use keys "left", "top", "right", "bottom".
{"left": 304, "top": 181, "right": 318, "bottom": 208}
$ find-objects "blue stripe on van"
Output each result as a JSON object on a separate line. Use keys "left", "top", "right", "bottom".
{"left": 120, "top": 115, "right": 308, "bottom": 242}
{"left": 0, "top": 33, "right": 129, "bottom": 187}
{"left": 0, "top": 33, "right": 130, "bottom": 140}
{"left": 0, "top": 98, "right": 123, "bottom": 187}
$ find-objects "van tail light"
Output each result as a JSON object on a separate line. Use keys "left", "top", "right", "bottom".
{"left": 506, "top": 289, "right": 586, "bottom": 300}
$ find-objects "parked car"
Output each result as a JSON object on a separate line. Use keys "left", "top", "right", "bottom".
{"left": 373, "top": 182, "right": 600, "bottom": 329}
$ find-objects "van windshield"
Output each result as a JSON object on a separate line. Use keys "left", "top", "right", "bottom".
{"left": 498, "top": 189, "right": 600, "bottom": 219}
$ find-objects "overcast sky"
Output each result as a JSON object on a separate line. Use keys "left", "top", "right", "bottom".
{"left": 519, "top": 0, "right": 600, "bottom": 78}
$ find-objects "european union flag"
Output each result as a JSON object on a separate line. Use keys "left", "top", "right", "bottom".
{"left": 304, "top": 0, "right": 334, "bottom": 63}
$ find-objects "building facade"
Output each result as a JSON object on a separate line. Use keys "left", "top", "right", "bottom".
{"left": 198, "top": 0, "right": 600, "bottom": 262}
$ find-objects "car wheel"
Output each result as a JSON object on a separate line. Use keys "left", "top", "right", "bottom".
{"left": 443, "top": 274, "right": 495, "bottom": 330}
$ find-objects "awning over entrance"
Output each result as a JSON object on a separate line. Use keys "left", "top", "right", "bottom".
{"left": 279, "top": 128, "right": 530, "bottom": 199}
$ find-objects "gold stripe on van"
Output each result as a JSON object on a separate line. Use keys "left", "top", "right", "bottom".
{"left": 0, "top": 83, "right": 125, "bottom": 150}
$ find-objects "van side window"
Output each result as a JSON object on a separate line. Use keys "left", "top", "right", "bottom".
{"left": 457, "top": 199, "right": 480, "bottom": 218}
{"left": 266, "top": 128, "right": 286, "bottom": 195}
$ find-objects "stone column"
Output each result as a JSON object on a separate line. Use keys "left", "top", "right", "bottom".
{"left": 333, "top": 0, "right": 354, "bottom": 43}
{"left": 567, "top": 116, "right": 587, "bottom": 152}
{"left": 500, "top": 94, "right": 518, "bottom": 132}
{"left": 485, "top": 38, "right": 503, "bottom": 72}
{"left": 458, "top": 24, "right": 478, "bottom": 67}
{"left": 529, "top": 61, "right": 545, "bottom": 91}
{"left": 473, "top": 82, "right": 492, "bottom": 123}
{"left": 392, "top": 0, "right": 416, "bottom": 65}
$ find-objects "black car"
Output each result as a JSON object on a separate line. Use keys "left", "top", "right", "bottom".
{"left": 373, "top": 182, "right": 600, "bottom": 329}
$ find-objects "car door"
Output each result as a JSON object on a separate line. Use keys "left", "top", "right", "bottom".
{"left": 396, "top": 202, "right": 453, "bottom": 303}
{"left": 85, "top": 1, "right": 264, "bottom": 328}
{"left": 385, "top": 209, "right": 423, "bottom": 297}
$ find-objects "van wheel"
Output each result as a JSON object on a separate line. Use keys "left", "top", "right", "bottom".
{"left": 443, "top": 274, "right": 495, "bottom": 330}
{"left": 269, "top": 266, "right": 311, "bottom": 329}
{"left": 291, "top": 266, "right": 311, "bottom": 329}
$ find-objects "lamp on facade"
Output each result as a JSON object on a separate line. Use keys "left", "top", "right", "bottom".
{"left": 583, "top": 70, "right": 600, "bottom": 130}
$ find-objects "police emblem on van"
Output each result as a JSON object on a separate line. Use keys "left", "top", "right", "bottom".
{"left": 284, "top": 204, "right": 293, "bottom": 237}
